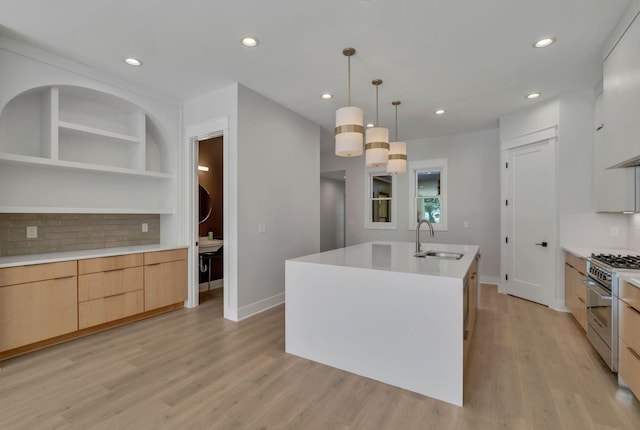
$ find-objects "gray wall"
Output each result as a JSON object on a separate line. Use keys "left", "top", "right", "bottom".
{"left": 237, "top": 85, "right": 320, "bottom": 308}
{"left": 321, "top": 128, "right": 501, "bottom": 282}
{"left": 320, "top": 177, "right": 345, "bottom": 251}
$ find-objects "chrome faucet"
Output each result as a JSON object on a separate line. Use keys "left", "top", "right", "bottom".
{"left": 415, "top": 220, "right": 435, "bottom": 253}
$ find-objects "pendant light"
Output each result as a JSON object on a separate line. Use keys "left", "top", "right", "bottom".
{"left": 335, "top": 48, "right": 364, "bottom": 157}
{"left": 365, "top": 79, "right": 389, "bottom": 167}
{"left": 387, "top": 101, "right": 407, "bottom": 174}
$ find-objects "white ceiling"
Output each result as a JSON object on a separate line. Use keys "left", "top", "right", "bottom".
{"left": 0, "top": 0, "right": 632, "bottom": 152}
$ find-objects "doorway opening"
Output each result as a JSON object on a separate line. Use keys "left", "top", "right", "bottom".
{"left": 320, "top": 170, "right": 346, "bottom": 251}
{"left": 198, "top": 137, "right": 224, "bottom": 305}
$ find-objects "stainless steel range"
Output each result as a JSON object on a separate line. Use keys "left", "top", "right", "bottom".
{"left": 585, "top": 253, "right": 640, "bottom": 372}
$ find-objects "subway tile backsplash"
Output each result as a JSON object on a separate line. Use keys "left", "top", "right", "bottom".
{"left": 628, "top": 213, "right": 640, "bottom": 252}
{"left": 0, "top": 214, "right": 160, "bottom": 257}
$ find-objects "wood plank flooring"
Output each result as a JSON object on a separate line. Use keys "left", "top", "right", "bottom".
{"left": 1, "top": 285, "right": 640, "bottom": 429}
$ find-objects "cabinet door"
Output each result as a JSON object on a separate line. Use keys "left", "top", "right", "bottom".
{"left": 0, "top": 276, "right": 77, "bottom": 351}
{"left": 565, "top": 263, "right": 575, "bottom": 312}
{"left": 574, "top": 273, "right": 587, "bottom": 332}
{"left": 594, "top": 93, "right": 636, "bottom": 212}
{"left": 603, "top": 16, "right": 640, "bottom": 168}
{"left": 144, "top": 260, "right": 187, "bottom": 311}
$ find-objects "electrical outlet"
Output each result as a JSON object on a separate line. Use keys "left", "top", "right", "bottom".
{"left": 611, "top": 227, "right": 620, "bottom": 236}
{"left": 26, "top": 225, "right": 38, "bottom": 239}
{"left": 142, "top": 223, "right": 148, "bottom": 233}
{"left": 258, "top": 223, "right": 266, "bottom": 234}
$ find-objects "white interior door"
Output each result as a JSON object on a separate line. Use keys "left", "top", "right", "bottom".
{"left": 503, "top": 139, "right": 556, "bottom": 306}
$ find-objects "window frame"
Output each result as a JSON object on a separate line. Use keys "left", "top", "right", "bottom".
{"left": 364, "top": 167, "right": 397, "bottom": 230}
{"left": 408, "top": 158, "right": 448, "bottom": 231}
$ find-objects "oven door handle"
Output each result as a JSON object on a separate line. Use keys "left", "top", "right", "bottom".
{"left": 583, "top": 279, "right": 612, "bottom": 299}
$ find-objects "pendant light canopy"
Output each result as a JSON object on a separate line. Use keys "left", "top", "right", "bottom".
{"left": 335, "top": 48, "right": 364, "bottom": 157}
{"left": 365, "top": 79, "right": 389, "bottom": 167}
{"left": 387, "top": 100, "right": 407, "bottom": 174}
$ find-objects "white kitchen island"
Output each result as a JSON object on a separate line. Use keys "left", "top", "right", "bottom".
{"left": 285, "top": 241, "right": 479, "bottom": 407}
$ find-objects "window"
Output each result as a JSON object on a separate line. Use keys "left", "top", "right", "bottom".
{"left": 364, "top": 169, "right": 397, "bottom": 229}
{"left": 409, "top": 159, "right": 447, "bottom": 231}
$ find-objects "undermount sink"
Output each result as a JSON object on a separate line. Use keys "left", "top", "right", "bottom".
{"left": 414, "top": 250, "right": 464, "bottom": 260}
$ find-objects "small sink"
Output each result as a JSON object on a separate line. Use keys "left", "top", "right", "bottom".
{"left": 414, "top": 250, "right": 464, "bottom": 260}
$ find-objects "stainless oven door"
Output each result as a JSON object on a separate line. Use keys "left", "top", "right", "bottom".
{"left": 585, "top": 279, "right": 613, "bottom": 348}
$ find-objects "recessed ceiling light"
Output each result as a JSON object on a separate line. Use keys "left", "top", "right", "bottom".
{"left": 321, "top": 93, "right": 333, "bottom": 100}
{"left": 124, "top": 57, "right": 142, "bottom": 66}
{"left": 241, "top": 36, "right": 259, "bottom": 47}
{"left": 435, "top": 109, "right": 446, "bottom": 115}
{"left": 366, "top": 123, "right": 375, "bottom": 128}
{"left": 198, "top": 165, "right": 209, "bottom": 172}
{"left": 533, "top": 37, "right": 556, "bottom": 48}
{"left": 526, "top": 92, "right": 541, "bottom": 99}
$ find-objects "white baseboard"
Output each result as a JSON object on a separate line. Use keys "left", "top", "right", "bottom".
{"left": 479, "top": 276, "right": 500, "bottom": 286}
{"left": 236, "top": 292, "right": 285, "bottom": 321}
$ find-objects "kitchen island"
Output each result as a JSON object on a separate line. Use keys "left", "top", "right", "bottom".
{"left": 285, "top": 241, "right": 479, "bottom": 407}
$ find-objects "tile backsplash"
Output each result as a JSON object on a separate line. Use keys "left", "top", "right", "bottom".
{"left": 628, "top": 213, "right": 640, "bottom": 252}
{"left": 0, "top": 213, "right": 160, "bottom": 257}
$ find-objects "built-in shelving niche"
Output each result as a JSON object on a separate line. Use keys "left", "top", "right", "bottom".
{"left": 0, "top": 86, "right": 175, "bottom": 214}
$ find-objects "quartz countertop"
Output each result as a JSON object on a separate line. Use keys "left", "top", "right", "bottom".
{"left": 620, "top": 274, "right": 640, "bottom": 289}
{"left": 289, "top": 241, "right": 479, "bottom": 279}
{"left": 0, "top": 244, "right": 188, "bottom": 268}
{"left": 562, "top": 246, "right": 640, "bottom": 260}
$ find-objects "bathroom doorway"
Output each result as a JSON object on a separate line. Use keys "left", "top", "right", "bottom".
{"left": 198, "top": 137, "right": 224, "bottom": 304}
{"left": 320, "top": 170, "right": 346, "bottom": 251}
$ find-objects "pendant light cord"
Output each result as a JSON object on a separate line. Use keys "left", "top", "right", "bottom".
{"left": 347, "top": 55, "right": 351, "bottom": 107}
{"left": 375, "top": 84, "right": 379, "bottom": 126}
{"left": 395, "top": 104, "right": 398, "bottom": 141}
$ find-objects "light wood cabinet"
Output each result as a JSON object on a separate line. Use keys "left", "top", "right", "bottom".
{"left": 78, "top": 254, "right": 144, "bottom": 329}
{"left": 564, "top": 252, "right": 587, "bottom": 331}
{"left": 0, "top": 262, "right": 77, "bottom": 352}
{"left": 619, "top": 281, "right": 640, "bottom": 400}
{"left": 144, "top": 249, "right": 187, "bottom": 311}
{"left": 463, "top": 254, "right": 479, "bottom": 367}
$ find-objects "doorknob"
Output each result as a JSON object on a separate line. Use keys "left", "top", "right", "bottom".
{"left": 535, "top": 242, "right": 548, "bottom": 247}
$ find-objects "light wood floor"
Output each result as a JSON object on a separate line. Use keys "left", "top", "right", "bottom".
{"left": 1, "top": 285, "right": 640, "bottom": 429}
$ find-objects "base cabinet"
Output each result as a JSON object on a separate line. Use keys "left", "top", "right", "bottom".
{"left": 0, "top": 248, "right": 186, "bottom": 359}
{"left": 564, "top": 253, "right": 587, "bottom": 331}
{"left": 0, "top": 261, "right": 78, "bottom": 351}
{"left": 619, "top": 281, "right": 640, "bottom": 400}
{"left": 144, "top": 249, "right": 188, "bottom": 311}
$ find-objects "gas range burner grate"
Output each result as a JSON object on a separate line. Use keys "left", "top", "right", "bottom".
{"left": 591, "top": 253, "right": 640, "bottom": 269}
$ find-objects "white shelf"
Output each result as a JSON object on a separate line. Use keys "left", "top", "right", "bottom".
{"left": 0, "top": 152, "right": 174, "bottom": 180}
{"left": 58, "top": 120, "right": 142, "bottom": 144}
{"left": 0, "top": 206, "right": 175, "bottom": 215}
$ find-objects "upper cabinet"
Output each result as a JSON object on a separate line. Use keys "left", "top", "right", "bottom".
{"left": 603, "top": 12, "right": 640, "bottom": 169}
{"left": 0, "top": 85, "right": 172, "bottom": 179}
{"left": 594, "top": 92, "right": 637, "bottom": 212}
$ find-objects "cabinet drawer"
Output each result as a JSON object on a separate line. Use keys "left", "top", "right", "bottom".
{"left": 78, "top": 266, "right": 143, "bottom": 302}
{"left": 574, "top": 295, "right": 587, "bottom": 332}
{"left": 0, "top": 276, "right": 78, "bottom": 351}
{"left": 144, "top": 248, "right": 187, "bottom": 265}
{"left": 575, "top": 277, "right": 587, "bottom": 303}
{"left": 78, "top": 290, "right": 144, "bottom": 329}
{"left": 565, "top": 252, "right": 576, "bottom": 268}
{"left": 574, "top": 257, "right": 587, "bottom": 276}
{"left": 619, "top": 339, "right": 640, "bottom": 401}
{"left": 620, "top": 281, "right": 640, "bottom": 313}
{"left": 78, "top": 253, "right": 143, "bottom": 275}
{"left": 144, "top": 259, "right": 187, "bottom": 311}
{"left": 0, "top": 261, "right": 77, "bottom": 287}
{"left": 620, "top": 298, "right": 640, "bottom": 352}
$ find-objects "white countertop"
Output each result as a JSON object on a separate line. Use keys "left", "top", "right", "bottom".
{"left": 289, "top": 241, "right": 479, "bottom": 279}
{"left": 0, "top": 244, "right": 188, "bottom": 268}
{"left": 562, "top": 245, "right": 640, "bottom": 260}
{"left": 620, "top": 273, "right": 640, "bottom": 289}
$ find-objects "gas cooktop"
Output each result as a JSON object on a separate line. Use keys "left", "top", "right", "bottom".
{"left": 590, "top": 253, "right": 640, "bottom": 270}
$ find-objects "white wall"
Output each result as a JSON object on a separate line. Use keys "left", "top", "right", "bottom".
{"left": 320, "top": 177, "right": 345, "bottom": 251}
{"left": 321, "top": 128, "right": 501, "bottom": 283}
{"left": 236, "top": 85, "right": 320, "bottom": 316}
{"left": 0, "top": 36, "right": 182, "bottom": 244}
{"left": 499, "top": 90, "right": 628, "bottom": 309}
